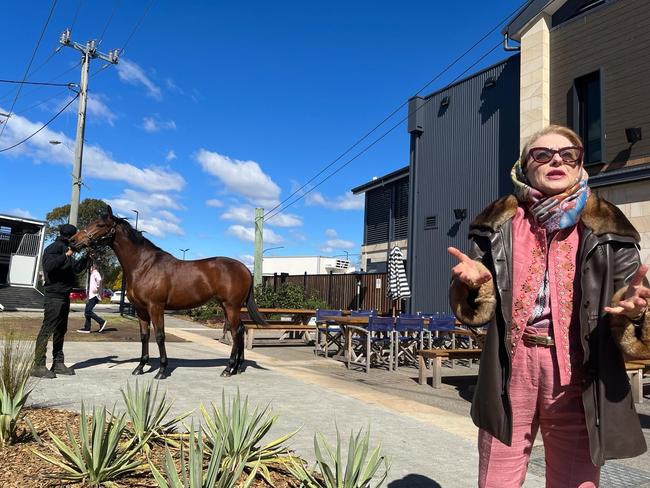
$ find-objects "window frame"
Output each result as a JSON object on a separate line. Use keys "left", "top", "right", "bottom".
{"left": 572, "top": 69, "right": 604, "bottom": 166}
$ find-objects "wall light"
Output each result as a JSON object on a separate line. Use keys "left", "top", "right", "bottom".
{"left": 625, "top": 127, "right": 642, "bottom": 144}
{"left": 484, "top": 76, "right": 497, "bottom": 87}
{"left": 454, "top": 208, "right": 467, "bottom": 221}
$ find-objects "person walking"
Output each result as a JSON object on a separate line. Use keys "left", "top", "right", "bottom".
{"left": 448, "top": 125, "right": 650, "bottom": 487}
{"left": 32, "top": 223, "right": 89, "bottom": 379}
{"left": 77, "top": 263, "right": 108, "bottom": 333}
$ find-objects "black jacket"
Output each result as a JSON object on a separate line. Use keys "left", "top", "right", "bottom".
{"left": 42, "top": 237, "right": 88, "bottom": 298}
{"left": 449, "top": 194, "right": 650, "bottom": 466}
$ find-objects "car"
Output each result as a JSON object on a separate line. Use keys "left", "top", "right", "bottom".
{"left": 110, "top": 290, "right": 129, "bottom": 304}
{"left": 69, "top": 288, "right": 87, "bottom": 301}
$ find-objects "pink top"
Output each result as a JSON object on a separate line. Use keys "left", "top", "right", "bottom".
{"left": 88, "top": 269, "right": 102, "bottom": 299}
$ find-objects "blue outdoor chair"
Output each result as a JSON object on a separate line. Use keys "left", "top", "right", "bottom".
{"left": 350, "top": 309, "right": 376, "bottom": 317}
{"left": 394, "top": 313, "right": 425, "bottom": 371}
{"left": 348, "top": 315, "right": 394, "bottom": 373}
{"left": 314, "top": 309, "right": 343, "bottom": 357}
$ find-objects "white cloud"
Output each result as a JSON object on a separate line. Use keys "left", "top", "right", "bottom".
{"left": 288, "top": 229, "right": 307, "bottom": 241}
{"left": 143, "top": 116, "right": 176, "bottom": 133}
{"left": 86, "top": 94, "right": 117, "bottom": 126}
{"left": 221, "top": 205, "right": 301, "bottom": 228}
{"left": 116, "top": 59, "right": 162, "bottom": 100}
{"left": 196, "top": 149, "right": 281, "bottom": 207}
{"left": 165, "top": 150, "right": 177, "bottom": 161}
{"left": 104, "top": 189, "right": 184, "bottom": 239}
{"left": 227, "top": 225, "right": 283, "bottom": 244}
{"left": 0, "top": 108, "right": 186, "bottom": 193}
{"left": 239, "top": 254, "right": 255, "bottom": 266}
{"left": 205, "top": 199, "right": 223, "bottom": 208}
{"left": 306, "top": 190, "right": 364, "bottom": 210}
{"left": 165, "top": 78, "right": 185, "bottom": 95}
{"left": 325, "top": 228, "right": 338, "bottom": 238}
{"left": 3, "top": 208, "right": 37, "bottom": 219}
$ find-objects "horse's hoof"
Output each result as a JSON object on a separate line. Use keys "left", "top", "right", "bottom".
{"left": 132, "top": 367, "right": 144, "bottom": 375}
{"left": 154, "top": 371, "right": 167, "bottom": 380}
{"left": 220, "top": 369, "right": 232, "bottom": 377}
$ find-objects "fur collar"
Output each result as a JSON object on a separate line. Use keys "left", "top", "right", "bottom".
{"left": 470, "top": 194, "right": 640, "bottom": 242}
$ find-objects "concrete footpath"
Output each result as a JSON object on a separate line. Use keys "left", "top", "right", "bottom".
{"left": 23, "top": 310, "right": 650, "bottom": 487}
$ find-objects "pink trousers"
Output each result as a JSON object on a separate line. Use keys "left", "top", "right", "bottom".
{"left": 478, "top": 329, "right": 600, "bottom": 487}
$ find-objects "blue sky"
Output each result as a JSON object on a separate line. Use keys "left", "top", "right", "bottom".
{"left": 0, "top": 0, "right": 523, "bottom": 267}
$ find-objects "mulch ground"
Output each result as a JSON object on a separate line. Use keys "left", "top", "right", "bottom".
{"left": 0, "top": 316, "right": 186, "bottom": 342}
{"left": 0, "top": 407, "right": 300, "bottom": 487}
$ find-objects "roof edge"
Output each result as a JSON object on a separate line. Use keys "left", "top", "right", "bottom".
{"left": 351, "top": 165, "right": 409, "bottom": 194}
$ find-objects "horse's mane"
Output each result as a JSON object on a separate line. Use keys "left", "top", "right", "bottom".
{"left": 112, "top": 215, "right": 165, "bottom": 253}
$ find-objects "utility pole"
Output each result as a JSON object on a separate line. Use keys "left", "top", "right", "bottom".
{"left": 253, "top": 208, "right": 264, "bottom": 287}
{"left": 59, "top": 29, "right": 119, "bottom": 226}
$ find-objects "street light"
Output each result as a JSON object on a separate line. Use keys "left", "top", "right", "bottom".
{"left": 131, "top": 209, "right": 139, "bottom": 230}
{"left": 263, "top": 246, "right": 284, "bottom": 255}
{"left": 180, "top": 248, "right": 189, "bottom": 260}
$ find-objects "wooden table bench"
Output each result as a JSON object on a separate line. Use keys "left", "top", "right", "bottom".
{"left": 418, "top": 348, "right": 483, "bottom": 388}
{"left": 240, "top": 308, "right": 316, "bottom": 325}
{"left": 244, "top": 323, "right": 316, "bottom": 349}
{"left": 626, "top": 360, "right": 650, "bottom": 404}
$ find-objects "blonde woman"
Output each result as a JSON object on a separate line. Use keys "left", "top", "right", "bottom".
{"left": 449, "top": 125, "right": 650, "bottom": 487}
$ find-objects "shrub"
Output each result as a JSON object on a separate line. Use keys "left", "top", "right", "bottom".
{"left": 201, "top": 390, "right": 297, "bottom": 484}
{"left": 0, "top": 329, "right": 33, "bottom": 446}
{"left": 32, "top": 403, "right": 148, "bottom": 485}
{"left": 189, "top": 298, "right": 224, "bottom": 322}
{"left": 150, "top": 422, "right": 257, "bottom": 488}
{"left": 254, "top": 283, "right": 327, "bottom": 310}
{"left": 121, "top": 379, "right": 192, "bottom": 451}
{"left": 287, "top": 426, "right": 390, "bottom": 488}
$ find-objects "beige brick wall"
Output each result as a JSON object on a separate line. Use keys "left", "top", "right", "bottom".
{"left": 519, "top": 14, "right": 551, "bottom": 150}
{"left": 361, "top": 239, "right": 408, "bottom": 269}
{"left": 594, "top": 182, "right": 650, "bottom": 265}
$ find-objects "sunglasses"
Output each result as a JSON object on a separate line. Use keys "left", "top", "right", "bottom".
{"left": 527, "top": 146, "right": 583, "bottom": 166}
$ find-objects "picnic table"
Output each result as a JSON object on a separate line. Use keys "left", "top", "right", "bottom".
{"left": 240, "top": 308, "right": 317, "bottom": 349}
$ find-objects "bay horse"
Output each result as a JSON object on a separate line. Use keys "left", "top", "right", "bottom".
{"left": 69, "top": 206, "right": 266, "bottom": 379}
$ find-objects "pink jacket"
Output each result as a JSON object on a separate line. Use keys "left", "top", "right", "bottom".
{"left": 511, "top": 206, "right": 581, "bottom": 386}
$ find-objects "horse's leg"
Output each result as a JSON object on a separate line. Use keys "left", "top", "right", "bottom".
{"left": 221, "top": 303, "right": 242, "bottom": 377}
{"left": 132, "top": 311, "right": 151, "bottom": 375}
{"left": 150, "top": 305, "right": 168, "bottom": 380}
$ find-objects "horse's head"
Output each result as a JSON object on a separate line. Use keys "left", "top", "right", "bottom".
{"left": 69, "top": 206, "right": 119, "bottom": 251}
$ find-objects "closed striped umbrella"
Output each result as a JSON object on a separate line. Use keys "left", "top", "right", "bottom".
{"left": 387, "top": 246, "right": 410, "bottom": 300}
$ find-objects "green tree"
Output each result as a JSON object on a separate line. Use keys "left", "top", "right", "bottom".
{"left": 45, "top": 199, "right": 121, "bottom": 288}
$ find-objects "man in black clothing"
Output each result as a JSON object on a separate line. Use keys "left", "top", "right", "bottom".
{"left": 32, "top": 223, "right": 89, "bottom": 379}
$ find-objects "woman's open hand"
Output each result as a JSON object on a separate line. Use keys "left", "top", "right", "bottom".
{"left": 448, "top": 247, "right": 492, "bottom": 289}
{"left": 605, "top": 264, "right": 650, "bottom": 320}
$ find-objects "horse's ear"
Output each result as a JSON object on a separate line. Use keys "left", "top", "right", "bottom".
{"left": 106, "top": 205, "right": 113, "bottom": 218}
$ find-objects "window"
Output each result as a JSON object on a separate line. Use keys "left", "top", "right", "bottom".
{"left": 0, "top": 226, "right": 10, "bottom": 241}
{"left": 574, "top": 71, "right": 602, "bottom": 164}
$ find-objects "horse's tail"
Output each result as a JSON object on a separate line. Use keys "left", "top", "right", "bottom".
{"left": 245, "top": 282, "right": 268, "bottom": 325}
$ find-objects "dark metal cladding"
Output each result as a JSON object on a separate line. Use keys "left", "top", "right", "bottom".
{"left": 407, "top": 55, "right": 520, "bottom": 315}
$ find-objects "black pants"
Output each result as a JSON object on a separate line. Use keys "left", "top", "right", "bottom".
{"left": 35, "top": 296, "right": 70, "bottom": 366}
{"left": 83, "top": 296, "right": 105, "bottom": 330}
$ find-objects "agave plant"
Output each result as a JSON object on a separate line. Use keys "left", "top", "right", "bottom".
{"left": 150, "top": 422, "right": 258, "bottom": 488}
{"left": 121, "top": 379, "right": 192, "bottom": 451}
{"left": 287, "top": 427, "right": 390, "bottom": 488}
{"left": 200, "top": 389, "right": 298, "bottom": 484}
{"left": 0, "top": 330, "right": 34, "bottom": 446}
{"left": 32, "top": 403, "right": 149, "bottom": 486}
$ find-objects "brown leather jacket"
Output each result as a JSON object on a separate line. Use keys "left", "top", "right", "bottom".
{"left": 449, "top": 194, "right": 650, "bottom": 466}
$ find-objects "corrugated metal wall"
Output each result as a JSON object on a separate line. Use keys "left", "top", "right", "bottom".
{"left": 407, "top": 55, "right": 520, "bottom": 314}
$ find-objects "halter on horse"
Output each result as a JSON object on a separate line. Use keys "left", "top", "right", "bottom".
{"left": 69, "top": 206, "right": 267, "bottom": 378}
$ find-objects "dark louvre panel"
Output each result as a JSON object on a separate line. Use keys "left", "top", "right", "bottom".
{"left": 394, "top": 178, "right": 409, "bottom": 240}
{"left": 365, "top": 187, "right": 390, "bottom": 244}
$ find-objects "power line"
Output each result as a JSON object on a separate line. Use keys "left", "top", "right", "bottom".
{"left": 90, "top": 0, "right": 155, "bottom": 78}
{"left": 264, "top": 39, "right": 504, "bottom": 223}
{"left": 0, "top": 0, "right": 58, "bottom": 141}
{"left": 0, "top": 79, "right": 75, "bottom": 88}
{"left": 69, "top": 0, "right": 84, "bottom": 31}
{"left": 262, "top": 3, "right": 523, "bottom": 221}
{"left": 0, "top": 93, "right": 79, "bottom": 153}
{"left": 98, "top": 0, "right": 121, "bottom": 45}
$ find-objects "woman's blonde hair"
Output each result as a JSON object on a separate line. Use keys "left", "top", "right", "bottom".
{"left": 519, "top": 125, "right": 584, "bottom": 169}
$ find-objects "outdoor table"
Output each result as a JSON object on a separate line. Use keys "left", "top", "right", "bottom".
{"left": 240, "top": 307, "right": 316, "bottom": 324}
